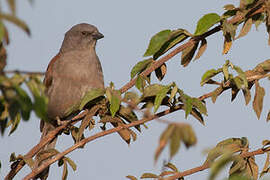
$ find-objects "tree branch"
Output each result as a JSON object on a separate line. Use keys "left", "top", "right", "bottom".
{"left": 4, "top": 110, "right": 88, "bottom": 180}
{"left": 119, "top": 3, "right": 265, "bottom": 94}
{"left": 163, "top": 148, "right": 270, "bottom": 180}
{"left": 4, "top": 70, "right": 45, "bottom": 75}
{"left": 22, "top": 104, "right": 186, "bottom": 179}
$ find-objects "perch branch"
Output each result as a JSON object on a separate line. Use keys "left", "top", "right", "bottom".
{"left": 163, "top": 147, "right": 270, "bottom": 180}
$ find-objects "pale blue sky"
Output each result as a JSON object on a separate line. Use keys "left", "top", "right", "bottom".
{"left": 1, "top": 0, "right": 270, "bottom": 179}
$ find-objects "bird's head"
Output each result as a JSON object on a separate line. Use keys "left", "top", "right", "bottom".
{"left": 60, "top": 23, "right": 104, "bottom": 53}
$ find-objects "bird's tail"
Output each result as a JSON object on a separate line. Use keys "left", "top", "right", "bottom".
{"left": 33, "top": 121, "right": 57, "bottom": 180}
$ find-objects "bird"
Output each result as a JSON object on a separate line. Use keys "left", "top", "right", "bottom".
{"left": 34, "top": 23, "right": 104, "bottom": 180}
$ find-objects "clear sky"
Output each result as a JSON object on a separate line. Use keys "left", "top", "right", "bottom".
{"left": 1, "top": 0, "right": 270, "bottom": 179}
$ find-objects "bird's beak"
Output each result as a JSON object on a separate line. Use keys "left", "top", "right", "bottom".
{"left": 93, "top": 32, "right": 104, "bottom": 40}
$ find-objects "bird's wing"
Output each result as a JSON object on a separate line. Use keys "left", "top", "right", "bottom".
{"left": 43, "top": 53, "right": 61, "bottom": 89}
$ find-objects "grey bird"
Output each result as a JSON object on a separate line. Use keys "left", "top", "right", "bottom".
{"left": 35, "top": 23, "right": 104, "bottom": 180}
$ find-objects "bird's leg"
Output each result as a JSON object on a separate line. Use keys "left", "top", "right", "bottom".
{"left": 56, "top": 116, "right": 70, "bottom": 126}
{"left": 56, "top": 116, "right": 72, "bottom": 135}
{"left": 56, "top": 116, "right": 62, "bottom": 126}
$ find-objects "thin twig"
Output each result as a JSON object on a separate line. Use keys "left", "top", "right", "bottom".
{"left": 119, "top": 3, "right": 264, "bottom": 94}
{"left": 22, "top": 104, "right": 185, "bottom": 179}
{"left": 4, "top": 110, "right": 88, "bottom": 180}
{"left": 163, "top": 148, "right": 269, "bottom": 180}
{"left": 4, "top": 70, "right": 45, "bottom": 75}
{"left": 198, "top": 72, "right": 270, "bottom": 101}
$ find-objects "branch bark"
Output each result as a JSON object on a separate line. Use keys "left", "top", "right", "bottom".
{"left": 22, "top": 104, "right": 186, "bottom": 179}
{"left": 4, "top": 110, "right": 88, "bottom": 180}
{"left": 119, "top": 3, "right": 265, "bottom": 94}
{"left": 163, "top": 148, "right": 270, "bottom": 180}
{"left": 4, "top": 70, "right": 45, "bottom": 75}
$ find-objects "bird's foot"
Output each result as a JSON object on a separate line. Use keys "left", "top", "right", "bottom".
{"left": 56, "top": 116, "right": 69, "bottom": 126}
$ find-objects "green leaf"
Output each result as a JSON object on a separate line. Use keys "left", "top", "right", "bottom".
{"left": 223, "top": 60, "right": 230, "bottom": 81}
{"left": 0, "top": 13, "right": 30, "bottom": 35}
{"left": 118, "top": 105, "right": 140, "bottom": 132}
{"left": 26, "top": 78, "right": 48, "bottom": 121}
{"left": 36, "top": 149, "right": 59, "bottom": 163}
{"left": 141, "top": 173, "right": 159, "bottom": 179}
{"left": 222, "top": 21, "right": 237, "bottom": 40}
{"left": 123, "top": 91, "right": 139, "bottom": 102}
{"left": 165, "top": 162, "right": 179, "bottom": 172}
{"left": 228, "top": 175, "right": 252, "bottom": 180}
{"left": 192, "top": 98, "right": 207, "bottom": 116}
{"left": 0, "top": 21, "right": 5, "bottom": 42}
{"left": 170, "top": 127, "right": 181, "bottom": 158}
{"left": 155, "top": 63, "right": 167, "bottom": 81}
{"left": 253, "top": 81, "right": 265, "bottom": 119}
{"left": 153, "top": 29, "right": 188, "bottom": 59}
{"left": 130, "top": 59, "right": 153, "bottom": 78}
{"left": 77, "top": 114, "right": 91, "bottom": 142}
{"left": 155, "top": 124, "right": 175, "bottom": 162}
{"left": 223, "top": 33, "right": 232, "bottom": 54}
{"left": 194, "top": 13, "right": 221, "bottom": 36}
{"left": 246, "top": 156, "right": 258, "bottom": 180}
{"left": 135, "top": 75, "right": 145, "bottom": 92}
{"left": 79, "top": 88, "right": 104, "bottom": 110}
{"left": 223, "top": 4, "right": 235, "bottom": 10}
{"left": 209, "top": 152, "right": 235, "bottom": 180}
{"left": 217, "top": 137, "right": 247, "bottom": 150}
{"left": 253, "top": 13, "right": 264, "bottom": 30}
{"left": 169, "top": 84, "right": 178, "bottom": 101}
{"left": 242, "top": 89, "right": 251, "bottom": 105}
{"left": 64, "top": 157, "right": 77, "bottom": 171}
{"left": 232, "top": 77, "right": 243, "bottom": 90}
{"left": 62, "top": 162, "right": 68, "bottom": 180}
{"left": 181, "top": 42, "right": 199, "bottom": 67}
{"left": 205, "top": 138, "right": 245, "bottom": 165}
{"left": 231, "top": 86, "right": 240, "bottom": 102}
{"left": 9, "top": 113, "right": 20, "bottom": 135}
{"left": 194, "top": 39, "right": 207, "bottom": 60}
{"left": 144, "top": 30, "right": 171, "bottom": 57}
{"left": 260, "top": 152, "right": 270, "bottom": 178}
{"left": 180, "top": 124, "right": 197, "bottom": 148}
{"left": 184, "top": 95, "right": 193, "bottom": 119}
{"left": 110, "top": 91, "right": 121, "bottom": 117}
{"left": 70, "top": 126, "right": 85, "bottom": 147}
{"left": 190, "top": 108, "right": 205, "bottom": 125}
{"left": 236, "top": 18, "right": 253, "bottom": 39}
{"left": 229, "top": 157, "right": 246, "bottom": 177}
{"left": 245, "top": 0, "right": 254, "bottom": 5}
{"left": 223, "top": 9, "right": 238, "bottom": 19}
{"left": 200, "top": 68, "right": 222, "bottom": 86}
{"left": 9, "top": 152, "right": 17, "bottom": 162}
{"left": 126, "top": 175, "right": 137, "bottom": 180}
{"left": 154, "top": 85, "right": 170, "bottom": 112}
{"left": 262, "top": 140, "right": 270, "bottom": 147}
{"left": 13, "top": 85, "right": 32, "bottom": 121}
{"left": 229, "top": 155, "right": 258, "bottom": 180}
{"left": 58, "top": 158, "right": 64, "bottom": 167}
{"left": 22, "top": 157, "right": 34, "bottom": 169}
{"left": 142, "top": 84, "right": 165, "bottom": 98}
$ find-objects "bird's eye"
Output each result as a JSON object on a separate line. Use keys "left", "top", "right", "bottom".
{"left": 81, "top": 31, "right": 88, "bottom": 36}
